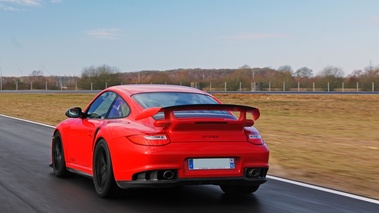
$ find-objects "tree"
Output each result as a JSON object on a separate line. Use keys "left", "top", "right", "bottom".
{"left": 277, "top": 65, "right": 293, "bottom": 75}
{"left": 347, "top": 66, "right": 379, "bottom": 91}
{"left": 317, "top": 66, "right": 345, "bottom": 91}
{"left": 318, "top": 66, "right": 344, "bottom": 78}
{"left": 80, "top": 64, "right": 121, "bottom": 89}
{"left": 28, "top": 70, "right": 45, "bottom": 89}
{"left": 276, "top": 65, "right": 295, "bottom": 89}
{"left": 239, "top": 65, "right": 251, "bottom": 70}
{"left": 294, "top": 67, "right": 313, "bottom": 79}
{"left": 31, "top": 70, "right": 44, "bottom": 77}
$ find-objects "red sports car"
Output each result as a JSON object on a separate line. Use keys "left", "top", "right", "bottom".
{"left": 51, "top": 84, "right": 269, "bottom": 198}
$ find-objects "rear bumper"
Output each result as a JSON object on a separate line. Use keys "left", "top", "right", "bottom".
{"left": 108, "top": 138, "right": 269, "bottom": 184}
{"left": 117, "top": 176, "right": 267, "bottom": 189}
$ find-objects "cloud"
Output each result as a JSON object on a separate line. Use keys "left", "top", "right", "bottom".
{"left": 222, "top": 33, "right": 289, "bottom": 40}
{"left": 0, "top": 0, "right": 41, "bottom": 6}
{"left": 0, "top": 5, "right": 22, "bottom": 11}
{"left": 0, "top": 0, "right": 41, "bottom": 10}
{"left": 87, "top": 28, "right": 122, "bottom": 40}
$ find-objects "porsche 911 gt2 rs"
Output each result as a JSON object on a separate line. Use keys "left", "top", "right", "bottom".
{"left": 50, "top": 84, "right": 269, "bottom": 198}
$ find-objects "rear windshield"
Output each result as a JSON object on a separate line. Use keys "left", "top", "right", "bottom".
{"left": 131, "top": 92, "right": 218, "bottom": 108}
{"left": 131, "top": 92, "right": 235, "bottom": 120}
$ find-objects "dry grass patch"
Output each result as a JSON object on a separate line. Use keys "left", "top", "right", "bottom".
{"left": 0, "top": 93, "right": 95, "bottom": 125}
{"left": 0, "top": 93, "right": 378, "bottom": 199}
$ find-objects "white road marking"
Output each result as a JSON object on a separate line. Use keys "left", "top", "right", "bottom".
{"left": 0, "top": 114, "right": 55, "bottom": 128}
{"left": 267, "top": 176, "right": 379, "bottom": 204}
{"left": 1, "top": 113, "right": 378, "bottom": 205}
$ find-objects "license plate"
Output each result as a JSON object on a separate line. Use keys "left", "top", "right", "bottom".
{"left": 188, "top": 158, "right": 235, "bottom": 170}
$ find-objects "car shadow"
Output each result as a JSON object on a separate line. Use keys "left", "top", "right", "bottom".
{"left": 48, "top": 172, "right": 264, "bottom": 213}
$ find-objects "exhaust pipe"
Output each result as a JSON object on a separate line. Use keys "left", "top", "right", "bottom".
{"left": 162, "top": 170, "right": 175, "bottom": 180}
{"left": 246, "top": 168, "right": 260, "bottom": 178}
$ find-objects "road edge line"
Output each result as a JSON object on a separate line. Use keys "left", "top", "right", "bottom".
{"left": 0, "top": 114, "right": 55, "bottom": 129}
{"left": 267, "top": 175, "right": 379, "bottom": 205}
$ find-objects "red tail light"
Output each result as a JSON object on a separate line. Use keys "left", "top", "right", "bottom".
{"left": 245, "top": 129, "right": 264, "bottom": 145}
{"left": 128, "top": 134, "right": 171, "bottom": 146}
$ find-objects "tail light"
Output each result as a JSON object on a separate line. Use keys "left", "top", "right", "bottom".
{"left": 128, "top": 134, "right": 171, "bottom": 146}
{"left": 244, "top": 129, "right": 264, "bottom": 145}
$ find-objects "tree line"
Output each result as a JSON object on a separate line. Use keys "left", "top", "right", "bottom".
{"left": 1, "top": 64, "right": 378, "bottom": 91}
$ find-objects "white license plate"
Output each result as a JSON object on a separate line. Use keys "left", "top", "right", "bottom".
{"left": 188, "top": 158, "right": 235, "bottom": 170}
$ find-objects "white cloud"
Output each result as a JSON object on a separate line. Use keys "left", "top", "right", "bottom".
{"left": 0, "top": 0, "right": 41, "bottom": 6}
{"left": 222, "top": 33, "right": 289, "bottom": 40}
{"left": 87, "top": 28, "right": 122, "bottom": 40}
{"left": 0, "top": 0, "right": 41, "bottom": 10}
{"left": 0, "top": 4, "right": 22, "bottom": 10}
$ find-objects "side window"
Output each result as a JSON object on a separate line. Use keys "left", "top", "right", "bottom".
{"left": 107, "top": 96, "right": 130, "bottom": 119}
{"left": 87, "top": 92, "right": 117, "bottom": 119}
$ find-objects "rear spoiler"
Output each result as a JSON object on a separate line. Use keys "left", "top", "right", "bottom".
{"left": 135, "top": 104, "right": 260, "bottom": 127}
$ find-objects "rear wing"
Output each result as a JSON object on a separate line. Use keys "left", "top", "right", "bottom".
{"left": 135, "top": 104, "right": 260, "bottom": 128}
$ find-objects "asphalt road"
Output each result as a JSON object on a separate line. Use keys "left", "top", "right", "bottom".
{"left": 0, "top": 115, "right": 378, "bottom": 213}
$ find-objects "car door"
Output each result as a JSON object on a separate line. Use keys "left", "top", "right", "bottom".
{"left": 68, "top": 91, "right": 117, "bottom": 168}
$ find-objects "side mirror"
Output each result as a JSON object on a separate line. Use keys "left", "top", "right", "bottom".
{"left": 65, "top": 107, "right": 83, "bottom": 118}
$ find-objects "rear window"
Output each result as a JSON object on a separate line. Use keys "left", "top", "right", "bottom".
{"left": 131, "top": 92, "right": 234, "bottom": 120}
{"left": 131, "top": 92, "right": 218, "bottom": 108}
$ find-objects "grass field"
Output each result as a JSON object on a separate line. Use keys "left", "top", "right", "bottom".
{"left": 0, "top": 93, "right": 378, "bottom": 199}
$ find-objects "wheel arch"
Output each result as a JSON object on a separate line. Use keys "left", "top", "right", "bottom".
{"left": 92, "top": 136, "right": 116, "bottom": 176}
{"left": 91, "top": 125, "right": 119, "bottom": 167}
{"left": 52, "top": 129, "right": 68, "bottom": 162}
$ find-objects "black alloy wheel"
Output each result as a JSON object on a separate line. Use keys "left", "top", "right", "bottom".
{"left": 52, "top": 131, "right": 70, "bottom": 177}
{"left": 93, "top": 139, "right": 120, "bottom": 198}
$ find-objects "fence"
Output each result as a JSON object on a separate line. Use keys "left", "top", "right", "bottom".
{"left": 0, "top": 80, "right": 378, "bottom": 93}
{"left": 204, "top": 81, "right": 377, "bottom": 93}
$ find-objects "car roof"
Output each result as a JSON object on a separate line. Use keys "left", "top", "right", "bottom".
{"left": 108, "top": 84, "right": 209, "bottom": 96}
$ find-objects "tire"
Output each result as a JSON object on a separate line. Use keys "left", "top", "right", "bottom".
{"left": 93, "top": 139, "right": 120, "bottom": 198}
{"left": 220, "top": 184, "right": 260, "bottom": 194}
{"left": 52, "top": 132, "right": 71, "bottom": 177}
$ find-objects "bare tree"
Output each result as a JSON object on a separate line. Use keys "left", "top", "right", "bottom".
{"left": 317, "top": 66, "right": 345, "bottom": 91}
{"left": 80, "top": 64, "right": 121, "bottom": 89}
{"left": 294, "top": 67, "right": 313, "bottom": 79}
{"left": 276, "top": 65, "right": 295, "bottom": 89}
{"left": 277, "top": 65, "right": 293, "bottom": 75}
{"left": 318, "top": 66, "right": 344, "bottom": 78}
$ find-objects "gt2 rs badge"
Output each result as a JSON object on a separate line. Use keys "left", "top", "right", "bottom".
{"left": 202, "top": 135, "right": 219, "bottom": 139}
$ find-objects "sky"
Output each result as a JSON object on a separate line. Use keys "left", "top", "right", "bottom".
{"left": 0, "top": 0, "right": 379, "bottom": 77}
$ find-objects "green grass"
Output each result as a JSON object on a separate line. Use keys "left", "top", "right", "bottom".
{"left": 0, "top": 93, "right": 378, "bottom": 199}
